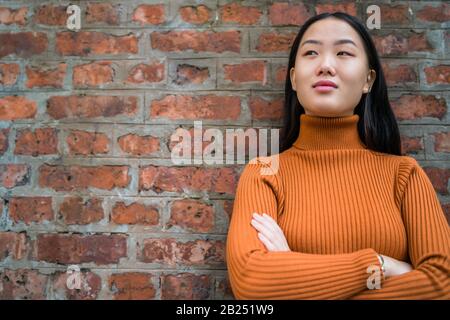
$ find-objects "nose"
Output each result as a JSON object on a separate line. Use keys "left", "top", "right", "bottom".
{"left": 316, "top": 56, "right": 336, "bottom": 76}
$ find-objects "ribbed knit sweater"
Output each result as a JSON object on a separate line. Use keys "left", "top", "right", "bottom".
{"left": 225, "top": 113, "right": 450, "bottom": 300}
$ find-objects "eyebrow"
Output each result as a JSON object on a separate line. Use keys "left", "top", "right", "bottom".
{"left": 300, "top": 39, "right": 358, "bottom": 48}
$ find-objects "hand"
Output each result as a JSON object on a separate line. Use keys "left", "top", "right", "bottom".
{"left": 250, "top": 212, "right": 291, "bottom": 252}
{"left": 380, "top": 254, "right": 413, "bottom": 278}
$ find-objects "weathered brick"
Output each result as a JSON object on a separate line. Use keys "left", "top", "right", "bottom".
{"left": 381, "top": 61, "right": 417, "bottom": 86}
{"left": 315, "top": 2, "right": 357, "bottom": 16}
{"left": 66, "top": 130, "right": 110, "bottom": 155}
{"left": 126, "top": 62, "right": 165, "bottom": 84}
{"left": 86, "top": 2, "right": 120, "bottom": 25}
{"left": 34, "top": 4, "right": 67, "bottom": 25}
{"left": 0, "top": 63, "right": 20, "bottom": 86}
{"left": 373, "top": 32, "right": 434, "bottom": 56}
{"left": 39, "top": 164, "right": 130, "bottom": 191}
{"left": 150, "top": 95, "right": 241, "bottom": 120}
{"left": 391, "top": 94, "right": 447, "bottom": 120}
{"left": 138, "top": 238, "right": 225, "bottom": 266}
{"left": 219, "top": 2, "right": 262, "bottom": 25}
{"left": 256, "top": 31, "right": 297, "bottom": 53}
{"left": 423, "top": 167, "right": 450, "bottom": 195}
{"left": 0, "top": 96, "right": 37, "bottom": 120}
{"left": 0, "top": 128, "right": 10, "bottom": 155}
{"left": 179, "top": 5, "right": 211, "bottom": 24}
{"left": 151, "top": 30, "right": 240, "bottom": 53}
{"left": 268, "top": 2, "right": 311, "bottom": 26}
{"left": 139, "top": 166, "right": 237, "bottom": 194}
{"left": 25, "top": 63, "right": 66, "bottom": 88}
{"left": 223, "top": 60, "right": 267, "bottom": 84}
{"left": 401, "top": 136, "right": 424, "bottom": 155}
{"left": 35, "top": 233, "right": 127, "bottom": 264}
{"left": 167, "top": 199, "right": 214, "bottom": 232}
{"left": 109, "top": 272, "right": 156, "bottom": 300}
{"left": 0, "top": 164, "right": 29, "bottom": 188}
{"left": 9, "top": 197, "right": 54, "bottom": 224}
{"left": 132, "top": 4, "right": 165, "bottom": 25}
{"left": 111, "top": 202, "right": 159, "bottom": 225}
{"left": 117, "top": 133, "right": 160, "bottom": 156}
{"left": 53, "top": 270, "right": 101, "bottom": 300}
{"left": 161, "top": 273, "right": 211, "bottom": 300}
{"left": 0, "top": 231, "right": 27, "bottom": 260}
{"left": 73, "top": 61, "right": 114, "bottom": 87}
{"left": 59, "top": 197, "right": 104, "bottom": 225}
{"left": 416, "top": 3, "right": 450, "bottom": 23}
{"left": 0, "top": 7, "right": 27, "bottom": 25}
{"left": 173, "top": 64, "right": 209, "bottom": 85}
{"left": 433, "top": 132, "right": 450, "bottom": 152}
{"left": 0, "top": 269, "right": 47, "bottom": 299}
{"left": 424, "top": 65, "right": 450, "bottom": 85}
{"left": 0, "top": 32, "right": 47, "bottom": 58}
{"left": 249, "top": 96, "right": 284, "bottom": 121}
{"left": 47, "top": 96, "right": 138, "bottom": 120}
{"left": 56, "top": 32, "right": 138, "bottom": 56}
{"left": 14, "top": 128, "right": 58, "bottom": 156}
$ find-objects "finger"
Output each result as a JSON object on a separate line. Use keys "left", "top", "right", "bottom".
{"left": 251, "top": 218, "right": 274, "bottom": 239}
{"left": 257, "top": 232, "right": 276, "bottom": 251}
{"left": 253, "top": 213, "right": 278, "bottom": 234}
{"left": 256, "top": 214, "right": 284, "bottom": 241}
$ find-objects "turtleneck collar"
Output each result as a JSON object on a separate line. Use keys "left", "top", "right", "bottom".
{"left": 292, "top": 113, "right": 367, "bottom": 151}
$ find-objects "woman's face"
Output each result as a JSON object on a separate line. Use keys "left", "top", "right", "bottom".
{"left": 290, "top": 17, "right": 376, "bottom": 117}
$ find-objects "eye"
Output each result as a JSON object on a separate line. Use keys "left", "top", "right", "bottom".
{"left": 337, "top": 51, "right": 353, "bottom": 56}
{"left": 304, "top": 50, "right": 317, "bottom": 56}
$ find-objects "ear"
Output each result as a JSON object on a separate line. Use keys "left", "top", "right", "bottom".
{"left": 290, "top": 67, "right": 297, "bottom": 91}
{"left": 363, "top": 69, "right": 376, "bottom": 93}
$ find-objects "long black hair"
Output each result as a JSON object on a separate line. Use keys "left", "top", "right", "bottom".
{"left": 280, "top": 12, "right": 402, "bottom": 155}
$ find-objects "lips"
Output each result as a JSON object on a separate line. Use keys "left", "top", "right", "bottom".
{"left": 313, "top": 80, "right": 338, "bottom": 88}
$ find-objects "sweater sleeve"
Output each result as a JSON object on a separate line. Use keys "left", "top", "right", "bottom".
{"left": 349, "top": 156, "right": 450, "bottom": 300}
{"left": 226, "top": 156, "right": 383, "bottom": 300}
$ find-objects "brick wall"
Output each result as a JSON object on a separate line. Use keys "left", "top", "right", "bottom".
{"left": 0, "top": 1, "right": 449, "bottom": 299}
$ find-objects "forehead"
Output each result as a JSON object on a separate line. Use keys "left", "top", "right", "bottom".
{"left": 301, "top": 17, "right": 363, "bottom": 48}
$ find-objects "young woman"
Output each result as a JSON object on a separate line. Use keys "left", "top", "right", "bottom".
{"left": 225, "top": 12, "right": 450, "bottom": 300}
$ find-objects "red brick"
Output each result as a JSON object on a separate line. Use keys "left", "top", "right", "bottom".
{"left": 25, "top": 63, "right": 66, "bottom": 88}
{"left": 35, "top": 233, "right": 127, "bottom": 264}
{"left": 0, "top": 128, "right": 10, "bottom": 155}
{"left": 249, "top": 95, "right": 284, "bottom": 121}
{"left": 39, "top": 164, "right": 130, "bottom": 191}
{"left": 256, "top": 31, "right": 297, "bottom": 53}
{"left": 47, "top": 95, "right": 138, "bottom": 120}
{"left": 117, "top": 134, "right": 160, "bottom": 156}
{"left": 179, "top": 5, "right": 211, "bottom": 25}
{"left": 0, "top": 96, "right": 37, "bottom": 120}
{"left": 53, "top": 270, "right": 101, "bottom": 300}
{"left": 377, "top": 4, "right": 411, "bottom": 25}
{"left": 73, "top": 61, "right": 114, "bottom": 87}
{"left": 219, "top": 2, "right": 262, "bottom": 25}
{"left": 0, "top": 63, "right": 20, "bottom": 86}
{"left": 167, "top": 199, "right": 214, "bottom": 232}
{"left": 0, "top": 231, "right": 27, "bottom": 260}
{"left": 173, "top": 64, "right": 209, "bottom": 85}
{"left": 151, "top": 30, "right": 240, "bottom": 53}
{"left": 381, "top": 62, "right": 417, "bottom": 86}
{"left": 416, "top": 3, "right": 450, "bottom": 23}
{"left": 138, "top": 238, "right": 225, "bottom": 266}
{"left": 109, "top": 272, "right": 156, "bottom": 300}
{"left": 66, "top": 130, "right": 110, "bottom": 155}
{"left": 0, "top": 7, "right": 27, "bottom": 25}
{"left": 423, "top": 167, "right": 450, "bottom": 195}
{"left": 215, "top": 277, "right": 234, "bottom": 300}
{"left": 150, "top": 95, "right": 241, "bottom": 120}
{"left": 126, "top": 62, "right": 165, "bottom": 84}
{"left": 223, "top": 60, "right": 267, "bottom": 84}
{"left": 443, "top": 203, "right": 450, "bottom": 226}
{"left": 315, "top": 2, "right": 357, "bottom": 16}
{"left": 9, "top": 197, "right": 53, "bottom": 225}
{"left": 401, "top": 136, "right": 424, "bottom": 155}
{"left": 0, "top": 164, "right": 29, "bottom": 188}
{"left": 268, "top": 2, "right": 311, "bottom": 26}
{"left": 14, "top": 128, "right": 58, "bottom": 156}
{"left": 86, "top": 3, "right": 119, "bottom": 25}
{"left": 223, "top": 200, "right": 234, "bottom": 220}
{"left": 0, "top": 269, "right": 47, "bottom": 299}
{"left": 0, "top": 32, "right": 47, "bottom": 58}
{"left": 34, "top": 4, "right": 67, "bottom": 25}
{"left": 391, "top": 95, "right": 447, "bottom": 120}
{"left": 132, "top": 4, "right": 165, "bottom": 25}
{"left": 373, "top": 32, "right": 433, "bottom": 56}
{"left": 424, "top": 65, "right": 450, "bottom": 85}
{"left": 433, "top": 132, "right": 450, "bottom": 152}
{"left": 59, "top": 197, "right": 104, "bottom": 225}
{"left": 161, "top": 273, "right": 210, "bottom": 299}
{"left": 274, "top": 65, "right": 287, "bottom": 84}
{"left": 139, "top": 166, "right": 238, "bottom": 194}
{"left": 56, "top": 32, "right": 138, "bottom": 56}
{"left": 111, "top": 202, "right": 159, "bottom": 225}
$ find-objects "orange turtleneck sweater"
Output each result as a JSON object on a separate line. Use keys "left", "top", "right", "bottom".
{"left": 225, "top": 114, "right": 450, "bottom": 300}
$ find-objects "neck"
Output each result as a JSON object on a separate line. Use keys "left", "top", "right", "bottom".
{"left": 292, "top": 113, "right": 367, "bottom": 151}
